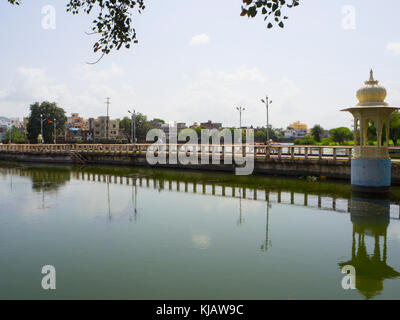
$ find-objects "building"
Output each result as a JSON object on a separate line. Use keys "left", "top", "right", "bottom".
{"left": 285, "top": 121, "right": 308, "bottom": 138}
{"left": 284, "top": 129, "right": 297, "bottom": 139}
{"left": 9, "top": 118, "right": 22, "bottom": 128}
{"left": 0, "top": 125, "right": 7, "bottom": 142}
{"left": 289, "top": 121, "right": 307, "bottom": 132}
{"left": 89, "top": 116, "right": 120, "bottom": 142}
{"left": 200, "top": 120, "right": 222, "bottom": 130}
{"left": 149, "top": 120, "right": 164, "bottom": 129}
{"left": 64, "top": 113, "right": 91, "bottom": 142}
{"left": 67, "top": 113, "right": 88, "bottom": 130}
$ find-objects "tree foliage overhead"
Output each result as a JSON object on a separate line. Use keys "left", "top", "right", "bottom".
{"left": 66, "top": 0, "right": 145, "bottom": 57}
{"left": 241, "top": 0, "right": 300, "bottom": 29}
{"left": 8, "top": 0, "right": 299, "bottom": 59}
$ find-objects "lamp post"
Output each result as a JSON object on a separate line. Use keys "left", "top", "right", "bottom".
{"left": 40, "top": 114, "right": 46, "bottom": 144}
{"left": 261, "top": 96, "right": 273, "bottom": 144}
{"left": 9, "top": 124, "right": 13, "bottom": 144}
{"left": 236, "top": 106, "right": 245, "bottom": 129}
{"left": 128, "top": 109, "right": 136, "bottom": 143}
{"left": 53, "top": 118, "right": 56, "bottom": 144}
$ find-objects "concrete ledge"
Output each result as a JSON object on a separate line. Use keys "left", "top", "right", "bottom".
{"left": 4, "top": 151, "right": 400, "bottom": 184}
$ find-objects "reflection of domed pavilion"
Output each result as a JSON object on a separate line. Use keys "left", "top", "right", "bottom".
{"left": 339, "top": 195, "right": 400, "bottom": 299}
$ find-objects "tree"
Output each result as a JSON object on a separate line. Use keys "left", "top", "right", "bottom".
{"left": 8, "top": 1, "right": 300, "bottom": 59}
{"left": 3, "top": 127, "right": 27, "bottom": 144}
{"left": 27, "top": 102, "right": 67, "bottom": 144}
{"left": 311, "top": 124, "right": 324, "bottom": 142}
{"left": 294, "top": 135, "right": 315, "bottom": 145}
{"left": 119, "top": 113, "right": 153, "bottom": 142}
{"left": 328, "top": 127, "right": 353, "bottom": 145}
{"left": 151, "top": 118, "right": 165, "bottom": 124}
{"left": 254, "top": 129, "right": 266, "bottom": 143}
{"left": 390, "top": 111, "right": 400, "bottom": 146}
{"left": 366, "top": 120, "right": 377, "bottom": 144}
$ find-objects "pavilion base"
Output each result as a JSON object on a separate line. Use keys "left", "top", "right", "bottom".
{"left": 351, "top": 184, "right": 390, "bottom": 194}
{"left": 351, "top": 158, "right": 391, "bottom": 193}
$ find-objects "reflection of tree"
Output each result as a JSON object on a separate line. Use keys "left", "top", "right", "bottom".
{"left": 339, "top": 194, "right": 400, "bottom": 299}
{"left": 28, "top": 168, "right": 71, "bottom": 193}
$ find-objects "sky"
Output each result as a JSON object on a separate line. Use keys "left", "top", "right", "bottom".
{"left": 0, "top": 0, "right": 399, "bottom": 130}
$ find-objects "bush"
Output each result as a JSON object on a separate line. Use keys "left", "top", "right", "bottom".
{"left": 294, "top": 135, "right": 316, "bottom": 145}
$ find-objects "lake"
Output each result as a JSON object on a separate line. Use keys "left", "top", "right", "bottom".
{"left": 1, "top": 161, "right": 400, "bottom": 300}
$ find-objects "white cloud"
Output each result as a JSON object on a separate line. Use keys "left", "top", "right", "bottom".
{"left": 189, "top": 33, "right": 210, "bottom": 46}
{"left": 387, "top": 42, "right": 400, "bottom": 55}
{"left": 0, "top": 64, "right": 352, "bottom": 130}
{"left": 157, "top": 66, "right": 305, "bottom": 128}
{"left": 0, "top": 65, "right": 137, "bottom": 119}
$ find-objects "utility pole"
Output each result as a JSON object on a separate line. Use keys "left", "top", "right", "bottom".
{"left": 236, "top": 106, "right": 245, "bottom": 129}
{"left": 128, "top": 109, "right": 136, "bottom": 143}
{"left": 106, "top": 97, "right": 111, "bottom": 142}
{"left": 53, "top": 118, "right": 56, "bottom": 144}
{"left": 261, "top": 96, "right": 273, "bottom": 144}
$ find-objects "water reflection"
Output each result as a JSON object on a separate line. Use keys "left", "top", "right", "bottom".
{"left": 237, "top": 191, "right": 245, "bottom": 227}
{"left": 339, "top": 193, "right": 400, "bottom": 299}
{"left": 260, "top": 202, "right": 272, "bottom": 253}
{"left": 2, "top": 163, "right": 400, "bottom": 299}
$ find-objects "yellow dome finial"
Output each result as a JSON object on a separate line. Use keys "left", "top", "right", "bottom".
{"left": 357, "top": 70, "right": 388, "bottom": 106}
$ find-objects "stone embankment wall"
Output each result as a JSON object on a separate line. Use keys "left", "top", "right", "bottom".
{"left": 2, "top": 151, "right": 400, "bottom": 184}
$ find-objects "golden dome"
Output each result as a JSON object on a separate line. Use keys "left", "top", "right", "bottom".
{"left": 356, "top": 70, "right": 388, "bottom": 106}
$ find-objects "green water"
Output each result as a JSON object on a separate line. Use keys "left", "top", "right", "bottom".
{"left": 1, "top": 161, "right": 400, "bottom": 300}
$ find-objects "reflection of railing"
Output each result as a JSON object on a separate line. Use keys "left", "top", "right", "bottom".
{"left": 0, "top": 144, "right": 360, "bottom": 161}
{"left": 2, "top": 166, "right": 400, "bottom": 220}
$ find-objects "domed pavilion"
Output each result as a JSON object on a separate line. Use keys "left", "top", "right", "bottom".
{"left": 342, "top": 70, "right": 399, "bottom": 192}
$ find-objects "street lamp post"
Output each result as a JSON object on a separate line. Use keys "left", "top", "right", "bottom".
{"left": 40, "top": 114, "right": 45, "bottom": 144}
{"left": 10, "top": 124, "right": 13, "bottom": 144}
{"left": 53, "top": 118, "right": 56, "bottom": 144}
{"left": 236, "top": 106, "right": 245, "bottom": 129}
{"left": 261, "top": 96, "right": 273, "bottom": 144}
{"left": 128, "top": 109, "right": 136, "bottom": 143}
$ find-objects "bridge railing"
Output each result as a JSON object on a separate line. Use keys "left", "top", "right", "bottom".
{"left": 2, "top": 143, "right": 397, "bottom": 161}
{"left": 0, "top": 143, "right": 353, "bottom": 160}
